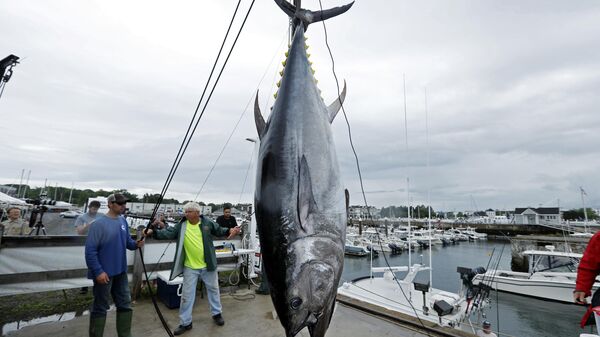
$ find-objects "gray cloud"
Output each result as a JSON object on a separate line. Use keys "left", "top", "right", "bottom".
{"left": 1, "top": 0, "right": 599, "bottom": 212}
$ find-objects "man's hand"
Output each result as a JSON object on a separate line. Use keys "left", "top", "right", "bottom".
{"left": 96, "top": 272, "right": 110, "bottom": 285}
{"left": 227, "top": 226, "right": 241, "bottom": 239}
{"left": 574, "top": 290, "right": 587, "bottom": 304}
{"left": 136, "top": 239, "right": 145, "bottom": 248}
{"left": 144, "top": 228, "right": 154, "bottom": 237}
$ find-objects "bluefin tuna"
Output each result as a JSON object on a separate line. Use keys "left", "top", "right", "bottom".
{"left": 253, "top": 1, "right": 353, "bottom": 336}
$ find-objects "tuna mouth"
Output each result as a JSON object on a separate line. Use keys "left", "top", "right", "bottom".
{"left": 290, "top": 312, "right": 322, "bottom": 336}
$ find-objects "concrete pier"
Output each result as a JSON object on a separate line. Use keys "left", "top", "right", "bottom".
{"left": 5, "top": 289, "right": 474, "bottom": 337}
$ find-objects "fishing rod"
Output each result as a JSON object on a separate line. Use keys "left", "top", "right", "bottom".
{"left": 147, "top": 0, "right": 244, "bottom": 223}
{"left": 142, "top": 28, "right": 288, "bottom": 283}
{"left": 136, "top": 2, "right": 255, "bottom": 336}
{"left": 473, "top": 248, "right": 501, "bottom": 310}
{"left": 465, "top": 247, "right": 495, "bottom": 314}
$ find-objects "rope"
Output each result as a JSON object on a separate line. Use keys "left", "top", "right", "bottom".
{"left": 193, "top": 29, "right": 287, "bottom": 201}
{"left": 145, "top": 28, "right": 287, "bottom": 283}
{"left": 137, "top": 1, "right": 255, "bottom": 335}
{"left": 317, "top": 1, "right": 432, "bottom": 334}
{"left": 147, "top": 0, "right": 255, "bottom": 219}
{"left": 149, "top": 0, "right": 243, "bottom": 221}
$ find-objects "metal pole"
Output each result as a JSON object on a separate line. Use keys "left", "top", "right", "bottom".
{"left": 68, "top": 182, "right": 74, "bottom": 204}
{"left": 17, "top": 169, "right": 24, "bottom": 197}
{"left": 403, "top": 74, "right": 411, "bottom": 268}
{"left": 246, "top": 138, "right": 259, "bottom": 278}
{"left": 132, "top": 226, "right": 144, "bottom": 301}
{"left": 22, "top": 170, "right": 31, "bottom": 198}
{"left": 581, "top": 187, "right": 588, "bottom": 233}
{"left": 425, "top": 87, "right": 432, "bottom": 287}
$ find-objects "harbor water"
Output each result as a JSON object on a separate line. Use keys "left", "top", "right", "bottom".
{"left": 341, "top": 239, "right": 591, "bottom": 337}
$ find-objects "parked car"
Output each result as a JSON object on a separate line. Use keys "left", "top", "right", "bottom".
{"left": 60, "top": 210, "right": 82, "bottom": 218}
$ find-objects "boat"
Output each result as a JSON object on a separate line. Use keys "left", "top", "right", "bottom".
{"left": 337, "top": 264, "right": 489, "bottom": 330}
{"left": 472, "top": 246, "right": 600, "bottom": 303}
{"left": 344, "top": 244, "right": 371, "bottom": 257}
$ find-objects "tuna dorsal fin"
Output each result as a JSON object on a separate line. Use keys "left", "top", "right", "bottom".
{"left": 327, "top": 80, "right": 347, "bottom": 123}
{"left": 254, "top": 90, "right": 266, "bottom": 139}
{"left": 298, "top": 155, "right": 317, "bottom": 231}
{"left": 274, "top": 0, "right": 354, "bottom": 30}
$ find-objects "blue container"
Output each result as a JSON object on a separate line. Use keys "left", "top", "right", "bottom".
{"left": 156, "top": 271, "right": 183, "bottom": 309}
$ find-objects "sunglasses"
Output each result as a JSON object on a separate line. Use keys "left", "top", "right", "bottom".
{"left": 112, "top": 201, "right": 126, "bottom": 206}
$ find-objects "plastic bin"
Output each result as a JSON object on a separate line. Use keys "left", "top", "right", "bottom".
{"left": 156, "top": 271, "right": 183, "bottom": 309}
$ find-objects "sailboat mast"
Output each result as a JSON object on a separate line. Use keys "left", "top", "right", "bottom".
{"left": 581, "top": 187, "right": 588, "bottom": 233}
{"left": 403, "top": 74, "right": 411, "bottom": 268}
{"left": 425, "top": 88, "right": 432, "bottom": 287}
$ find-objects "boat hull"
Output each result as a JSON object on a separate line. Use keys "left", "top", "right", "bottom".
{"left": 473, "top": 271, "right": 600, "bottom": 303}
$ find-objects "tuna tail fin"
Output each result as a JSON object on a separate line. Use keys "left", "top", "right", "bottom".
{"left": 254, "top": 90, "right": 266, "bottom": 140}
{"left": 274, "top": 0, "right": 354, "bottom": 31}
{"left": 327, "top": 80, "right": 347, "bottom": 123}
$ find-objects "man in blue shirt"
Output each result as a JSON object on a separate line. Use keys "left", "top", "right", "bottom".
{"left": 85, "top": 193, "right": 143, "bottom": 337}
{"left": 75, "top": 200, "right": 104, "bottom": 235}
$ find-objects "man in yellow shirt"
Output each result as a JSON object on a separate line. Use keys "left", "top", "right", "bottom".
{"left": 146, "top": 202, "right": 240, "bottom": 335}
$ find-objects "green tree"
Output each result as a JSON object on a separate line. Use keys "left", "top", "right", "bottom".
{"left": 563, "top": 208, "right": 599, "bottom": 221}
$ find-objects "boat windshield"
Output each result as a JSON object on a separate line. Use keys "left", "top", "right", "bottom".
{"left": 532, "top": 254, "right": 578, "bottom": 273}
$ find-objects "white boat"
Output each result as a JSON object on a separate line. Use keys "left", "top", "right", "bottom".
{"left": 472, "top": 246, "right": 600, "bottom": 303}
{"left": 337, "top": 264, "right": 488, "bottom": 331}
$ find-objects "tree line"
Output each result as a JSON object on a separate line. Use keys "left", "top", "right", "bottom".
{"left": 4, "top": 184, "right": 250, "bottom": 212}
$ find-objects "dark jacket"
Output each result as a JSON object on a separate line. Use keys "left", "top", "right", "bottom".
{"left": 153, "top": 215, "right": 230, "bottom": 280}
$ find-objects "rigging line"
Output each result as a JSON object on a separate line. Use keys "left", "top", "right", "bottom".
{"left": 148, "top": 0, "right": 256, "bottom": 222}
{"left": 317, "top": 1, "right": 432, "bottom": 336}
{"left": 238, "top": 145, "right": 255, "bottom": 203}
{"left": 150, "top": 0, "right": 243, "bottom": 220}
{"left": 138, "top": 2, "right": 253, "bottom": 336}
{"left": 193, "top": 92, "right": 254, "bottom": 201}
{"left": 192, "top": 28, "right": 286, "bottom": 201}
{"left": 148, "top": 26, "right": 284, "bottom": 281}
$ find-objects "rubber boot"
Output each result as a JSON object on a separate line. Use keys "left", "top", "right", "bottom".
{"left": 89, "top": 315, "right": 106, "bottom": 337}
{"left": 116, "top": 309, "right": 133, "bottom": 337}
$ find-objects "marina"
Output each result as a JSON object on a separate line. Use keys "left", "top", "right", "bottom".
{"left": 2, "top": 1, "right": 600, "bottom": 337}
{"left": 1, "top": 233, "right": 596, "bottom": 337}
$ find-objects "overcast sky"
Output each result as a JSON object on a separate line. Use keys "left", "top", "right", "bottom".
{"left": 1, "top": 0, "right": 599, "bottom": 211}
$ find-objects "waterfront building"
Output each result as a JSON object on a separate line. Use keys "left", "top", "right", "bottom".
{"left": 513, "top": 207, "right": 561, "bottom": 225}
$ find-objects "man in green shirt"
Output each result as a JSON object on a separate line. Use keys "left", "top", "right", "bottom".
{"left": 145, "top": 202, "right": 240, "bottom": 335}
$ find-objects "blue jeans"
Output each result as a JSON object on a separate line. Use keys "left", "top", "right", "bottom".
{"left": 91, "top": 272, "right": 131, "bottom": 318}
{"left": 180, "top": 267, "right": 222, "bottom": 326}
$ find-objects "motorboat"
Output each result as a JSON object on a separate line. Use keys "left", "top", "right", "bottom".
{"left": 338, "top": 264, "right": 489, "bottom": 331}
{"left": 472, "top": 246, "right": 599, "bottom": 303}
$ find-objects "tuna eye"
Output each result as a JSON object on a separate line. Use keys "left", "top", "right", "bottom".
{"left": 290, "top": 297, "right": 303, "bottom": 310}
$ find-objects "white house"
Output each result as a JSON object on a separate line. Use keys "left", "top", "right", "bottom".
{"left": 513, "top": 207, "right": 561, "bottom": 225}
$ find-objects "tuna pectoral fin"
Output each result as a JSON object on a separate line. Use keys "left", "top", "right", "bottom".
{"left": 327, "top": 80, "right": 347, "bottom": 123}
{"left": 254, "top": 90, "right": 266, "bottom": 139}
{"left": 298, "top": 155, "right": 317, "bottom": 231}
